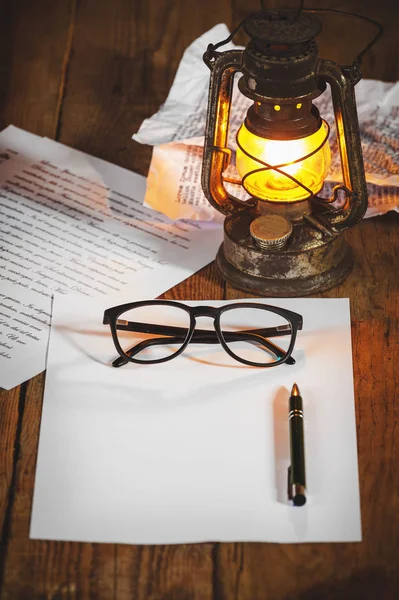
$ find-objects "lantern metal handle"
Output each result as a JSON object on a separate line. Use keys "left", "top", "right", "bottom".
{"left": 316, "top": 60, "right": 368, "bottom": 230}
{"left": 202, "top": 50, "right": 257, "bottom": 215}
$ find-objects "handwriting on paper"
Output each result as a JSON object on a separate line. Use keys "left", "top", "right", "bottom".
{"left": 0, "top": 127, "right": 222, "bottom": 388}
{"left": 0, "top": 160, "right": 198, "bottom": 298}
{"left": 0, "top": 288, "right": 50, "bottom": 360}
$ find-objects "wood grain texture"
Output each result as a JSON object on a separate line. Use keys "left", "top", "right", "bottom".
{"left": 0, "top": 385, "right": 22, "bottom": 563}
{"left": 0, "top": 2, "right": 74, "bottom": 598}
{"left": 0, "top": 0, "right": 75, "bottom": 136}
{"left": 0, "top": 0, "right": 73, "bottom": 541}
{"left": 0, "top": 0, "right": 398, "bottom": 598}
{"left": 56, "top": 0, "right": 233, "bottom": 175}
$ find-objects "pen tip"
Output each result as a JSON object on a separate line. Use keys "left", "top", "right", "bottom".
{"left": 291, "top": 383, "right": 300, "bottom": 396}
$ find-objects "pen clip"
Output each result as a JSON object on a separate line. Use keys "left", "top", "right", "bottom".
{"left": 287, "top": 465, "right": 293, "bottom": 501}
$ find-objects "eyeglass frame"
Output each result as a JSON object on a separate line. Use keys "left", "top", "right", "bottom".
{"left": 103, "top": 300, "right": 303, "bottom": 368}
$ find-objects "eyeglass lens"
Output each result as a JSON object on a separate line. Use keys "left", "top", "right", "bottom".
{"left": 218, "top": 306, "right": 292, "bottom": 365}
{"left": 115, "top": 304, "right": 191, "bottom": 361}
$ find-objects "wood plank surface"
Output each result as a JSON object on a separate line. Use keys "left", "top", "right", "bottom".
{"left": 0, "top": 2, "right": 75, "bottom": 597}
{"left": 0, "top": 0, "right": 398, "bottom": 598}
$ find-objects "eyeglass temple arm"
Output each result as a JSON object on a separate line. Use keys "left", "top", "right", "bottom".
{"left": 111, "top": 330, "right": 295, "bottom": 368}
{"left": 115, "top": 320, "right": 297, "bottom": 338}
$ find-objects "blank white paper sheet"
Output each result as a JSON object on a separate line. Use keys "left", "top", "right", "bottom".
{"left": 30, "top": 295, "right": 361, "bottom": 544}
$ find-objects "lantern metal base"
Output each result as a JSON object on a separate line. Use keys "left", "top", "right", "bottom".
{"left": 216, "top": 212, "right": 353, "bottom": 297}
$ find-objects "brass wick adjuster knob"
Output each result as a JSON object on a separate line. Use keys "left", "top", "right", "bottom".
{"left": 249, "top": 214, "right": 293, "bottom": 251}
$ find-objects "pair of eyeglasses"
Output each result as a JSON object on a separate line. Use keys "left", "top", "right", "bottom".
{"left": 103, "top": 300, "right": 303, "bottom": 368}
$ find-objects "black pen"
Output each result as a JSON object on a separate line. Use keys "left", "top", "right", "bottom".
{"left": 287, "top": 383, "right": 307, "bottom": 506}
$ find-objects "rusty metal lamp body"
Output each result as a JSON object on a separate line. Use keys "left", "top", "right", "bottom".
{"left": 201, "top": 6, "right": 381, "bottom": 296}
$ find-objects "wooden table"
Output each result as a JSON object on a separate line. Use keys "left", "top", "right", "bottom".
{"left": 0, "top": 1, "right": 398, "bottom": 598}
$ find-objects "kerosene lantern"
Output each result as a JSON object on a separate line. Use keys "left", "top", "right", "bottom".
{"left": 201, "top": 3, "right": 382, "bottom": 295}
